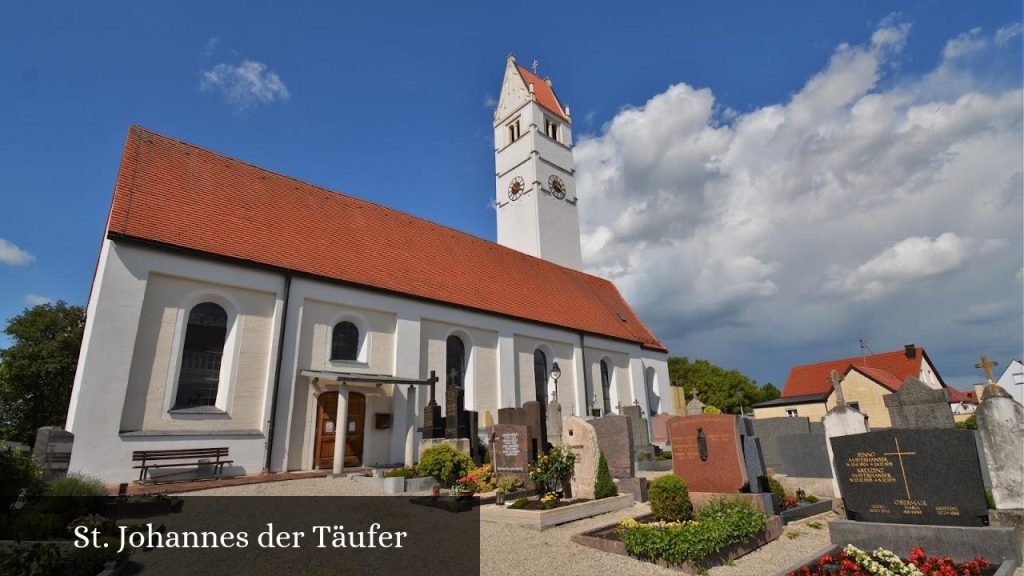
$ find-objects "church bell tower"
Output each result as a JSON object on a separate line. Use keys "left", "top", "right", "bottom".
{"left": 493, "top": 54, "right": 583, "bottom": 270}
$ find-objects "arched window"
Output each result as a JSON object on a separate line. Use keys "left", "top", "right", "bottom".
{"left": 534, "top": 350, "right": 548, "bottom": 403}
{"left": 446, "top": 335, "right": 466, "bottom": 390}
{"left": 331, "top": 321, "right": 359, "bottom": 361}
{"left": 175, "top": 302, "right": 227, "bottom": 409}
{"left": 600, "top": 359, "right": 612, "bottom": 415}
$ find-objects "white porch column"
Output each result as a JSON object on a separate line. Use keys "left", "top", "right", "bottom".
{"left": 404, "top": 385, "right": 417, "bottom": 467}
{"left": 332, "top": 384, "right": 350, "bottom": 475}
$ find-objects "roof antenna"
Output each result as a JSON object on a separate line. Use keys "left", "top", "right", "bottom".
{"left": 858, "top": 339, "right": 873, "bottom": 366}
{"left": 531, "top": 59, "right": 539, "bottom": 74}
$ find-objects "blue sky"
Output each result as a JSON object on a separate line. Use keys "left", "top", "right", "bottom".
{"left": 2, "top": 1, "right": 1021, "bottom": 389}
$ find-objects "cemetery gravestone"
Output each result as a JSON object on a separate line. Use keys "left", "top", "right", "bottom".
{"left": 620, "top": 405, "right": 651, "bottom": 450}
{"left": 523, "top": 401, "right": 545, "bottom": 460}
{"left": 33, "top": 426, "right": 73, "bottom": 481}
{"left": 750, "top": 416, "right": 812, "bottom": 471}
{"left": 741, "top": 435, "right": 770, "bottom": 492}
{"left": 976, "top": 385, "right": 1024, "bottom": 509}
{"left": 830, "top": 428, "right": 988, "bottom": 526}
{"left": 823, "top": 404, "right": 868, "bottom": 497}
{"left": 590, "top": 415, "right": 635, "bottom": 478}
{"left": 546, "top": 395, "right": 563, "bottom": 448}
{"left": 492, "top": 424, "right": 530, "bottom": 485}
{"left": 686, "top": 396, "right": 706, "bottom": 415}
{"left": 777, "top": 432, "right": 832, "bottom": 478}
{"left": 650, "top": 413, "right": 672, "bottom": 446}
{"left": 883, "top": 378, "right": 955, "bottom": 429}
{"left": 562, "top": 416, "right": 600, "bottom": 499}
{"left": 667, "top": 414, "right": 748, "bottom": 493}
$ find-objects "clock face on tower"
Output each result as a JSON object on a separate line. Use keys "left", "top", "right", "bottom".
{"left": 508, "top": 176, "right": 525, "bottom": 201}
{"left": 548, "top": 175, "right": 566, "bottom": 200}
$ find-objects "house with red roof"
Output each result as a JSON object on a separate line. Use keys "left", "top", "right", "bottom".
{"left": 751, "top": 345, "right": 974, "bottom": 427}
{"left": 65, "top": 57, "right": 670, "bottom": 484}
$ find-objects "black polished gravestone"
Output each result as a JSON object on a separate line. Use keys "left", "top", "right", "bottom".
{"left": 831, "top": 429, "right": 988, "bottom": 527}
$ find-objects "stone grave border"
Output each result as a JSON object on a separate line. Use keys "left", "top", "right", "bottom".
{"left": 828, "top": 520, "right": 1022, "bottom": 567}
{"left": 572, "top": 513, "right": 783, "bottom": 575}
{"left": 479, "top": 493, "right": 633, "bottom": 531}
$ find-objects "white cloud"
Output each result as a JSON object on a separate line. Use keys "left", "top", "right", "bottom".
{"left": 943, "top": 27, "right": 985, "bottom": 59}
{"left": 200, "top": 60, "right": 290, "bottom": 110}
{"left": 995, "top": 23, "right": 1022, "bottom": 46}
{"left": 24, "top": 294, "right": 51, "bottom": 306}
{"left": 574, "top": 19, "right": 1023, "bottom": 376}
{"left": 0, "top": 238, "right": 34, "bottom": 266}
{"left": 827, "top": 233, "right": 1003, "bottom": 299}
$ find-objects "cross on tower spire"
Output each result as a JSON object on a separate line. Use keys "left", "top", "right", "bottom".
{"left": 531, "top": 59, "right": 539, "bottom": 74}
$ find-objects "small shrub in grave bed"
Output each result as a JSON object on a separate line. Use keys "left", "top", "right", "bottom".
{"left": 468, "top": 463, "right": 497, "bottom": 492}
{"left": 496, "top": 475, "right": 524, "bottom": 495}
{"left": 593, "top": 452, "right": 618, "bottom": 500}
{"left": 509, "top": 497, "right": 529, "bottom": 510}
{"left": 417, "top": 444, "right": 475, "bottom": 487}
{"left": 648, "top": 474, "right": 692, "bottom": 522}
{"left": 5, "top": 511, "right": 66, "bottom": 540}
{"left": 384, "top": 467, "right": 415, "bottom": 479}
{"left": 40, "top": 473, "right": 108, "bottom": 522}
{"left": 618, "top": 498, "right": 768, "bottom": 567}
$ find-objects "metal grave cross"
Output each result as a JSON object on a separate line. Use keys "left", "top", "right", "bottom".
{"left": 884, "top": 436, "right": 917, "bottom": 500}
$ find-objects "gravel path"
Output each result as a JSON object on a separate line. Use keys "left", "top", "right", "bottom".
{"left": 189, "top": 478, "right": 1022, "bottom": 576}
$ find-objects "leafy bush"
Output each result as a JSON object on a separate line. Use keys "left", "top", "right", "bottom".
{"left": 767, "top": 475, "right": 786, "bottom": 502}
{"left": 648, "top": 475, "right": 692, "bottom": 522}
{"left": 0, "top": 448, "right": 45, "bottom": 510}
{"left": 619, "top": 498, "right": 767, "bottom": 566}
{"left": 703, "top": 405, "right": 722, "bottom": 414}
{"left": 509, "top": 497, "right": 529, "bottom": 509}
{"left": 804, "top": 494, "right": 819, "bottom": 504}
{"left": 594, "top": 452, "right": 618, "bottom": 500}
{"left": 0, "top": 538, "right": 128, "bottom": 576}
{"left": 529, "top": 445, "right": 576, "bottom": 493}
{"left": 384, "top": 467, "right": 415, "bottom": 479}
{"left": 68, "top": 536, "right": 129, "bottom": 576}
{"left": 496, "top": 476, "right": 524, "bottom": 494}
{"left": 955, "top": 414, "right": 977, "bottom": 430}
{"left": 468, "top": 463, "right": 496, "bottom": 492}
{"left": 42, "top": 473, "right": 108, "bottom": 522}
{"left": 6, "top": 512, "right": 66, "bottom": 540}
{"left": 417, "top": 444, "right": 474, "bottom": 487}
{"left": 655, "top": 451, "right": 672, "bottom": 461}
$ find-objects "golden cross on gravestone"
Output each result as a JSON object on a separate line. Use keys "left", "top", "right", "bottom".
{"left": 975, "top": 355, "right": 999, "bottom": 385}
{"left": 829, "top": 369, "right": 846, "bottom": 406}
{"left": 883, "top": 436, "right": 917, "bottom": 500}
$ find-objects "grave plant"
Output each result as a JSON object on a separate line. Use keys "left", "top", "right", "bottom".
{"left": 417, "top": 444, "right": 475, "bottom": 487}
{"left": 593, "top": 452, "right": 618, "bottom": 500}
{"left": 648, "top": 474, "right": 692, "bottom": 522}
{"left": 528, "top": 445, "right": 576, "bottom": 494}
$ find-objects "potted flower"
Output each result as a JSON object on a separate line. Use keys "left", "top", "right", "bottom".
{"left": 449, "top": 475, "right": 479, "bottom": 499}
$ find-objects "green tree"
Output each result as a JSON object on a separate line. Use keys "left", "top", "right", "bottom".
{"left": 668, "top": 356, "right": 779, "bottom": 414}
{"left": 0, "top": 301, "right": 85, "bottom": 443}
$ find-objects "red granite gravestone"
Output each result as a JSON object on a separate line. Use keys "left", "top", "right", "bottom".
{"left": 667, "top": 414, "right": 748, "bottom": 493}
{"left": 651, "top": 413, "right": 672, "bottom": 445}
{"left": 492, "top": 423, "right": 530, "bottom": 485}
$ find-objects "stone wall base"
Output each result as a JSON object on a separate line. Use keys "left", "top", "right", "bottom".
{"left": 829, "top": 519, "right": 1023, "bottom": 566}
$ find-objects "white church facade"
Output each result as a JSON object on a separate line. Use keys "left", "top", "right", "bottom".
{"left": 65, "top": 56, "right": 671, "bottom": 484}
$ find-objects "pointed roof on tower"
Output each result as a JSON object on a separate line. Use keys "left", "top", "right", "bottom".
{"left": 512, "top": 57, "right": 568, "bottom": 121}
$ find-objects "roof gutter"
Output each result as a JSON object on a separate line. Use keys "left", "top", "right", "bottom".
{"left": 263, "top": 271, "right": 292, "bottom": 474}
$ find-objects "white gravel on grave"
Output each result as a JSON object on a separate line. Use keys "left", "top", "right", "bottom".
{"left": 186, "top": 477, "right": 1023, "bottom": 576}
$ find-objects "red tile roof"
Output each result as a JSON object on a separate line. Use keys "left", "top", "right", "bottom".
{"left": 516, "top": 65, "right": 568, "bottom": 121}
{"left": 107, "top": 126, "right": 665, "bottom": 351}
{"left": 947, "top": 388, "right": 977, "bottom": 404}
{"left": 847, "top": 365, "right": 905, "bottom": 391}
{"left": 782, "top": 348, "right": 926, "bottom": 397}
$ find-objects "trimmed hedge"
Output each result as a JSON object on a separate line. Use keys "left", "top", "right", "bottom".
{"left": 416, "top": 444, "right": 474, "bottom": 487}
{"left": 648, "top": 474, "right": 692, "bottom": 522}
{"left": 619, "top": 498, "right": 767, "bottom": 566}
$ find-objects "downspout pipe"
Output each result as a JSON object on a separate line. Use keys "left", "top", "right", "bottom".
{"left": 263, "top": 272, "right": 293, "bottom": 473}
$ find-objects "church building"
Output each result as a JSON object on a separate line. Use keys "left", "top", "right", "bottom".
{"left": 65, "top": 55, "right": 671, "bottom": 483}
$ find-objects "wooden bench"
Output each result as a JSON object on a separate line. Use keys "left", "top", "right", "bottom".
{"left": 132, "top": 447, "right": 232, "bottom": 483}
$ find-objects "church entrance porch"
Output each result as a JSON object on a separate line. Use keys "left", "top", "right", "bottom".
{"left": 314, "top": 390, "right": 366, "bottom": 469}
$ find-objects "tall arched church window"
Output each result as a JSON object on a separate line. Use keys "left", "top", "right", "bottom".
{"left": 534, "top": 350, "right": 548, "bottom": 403}
{"left": 600, "top": 359, "right": 612, "bottom": 415}
{"left": 331, "top": 321, "right": 359, "bottom": 361}
{"left": 175, "top": 302, "right": 227, "bottom": 409}
{"left": 446, "top": 335, "right": 466, "bottom": 391}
